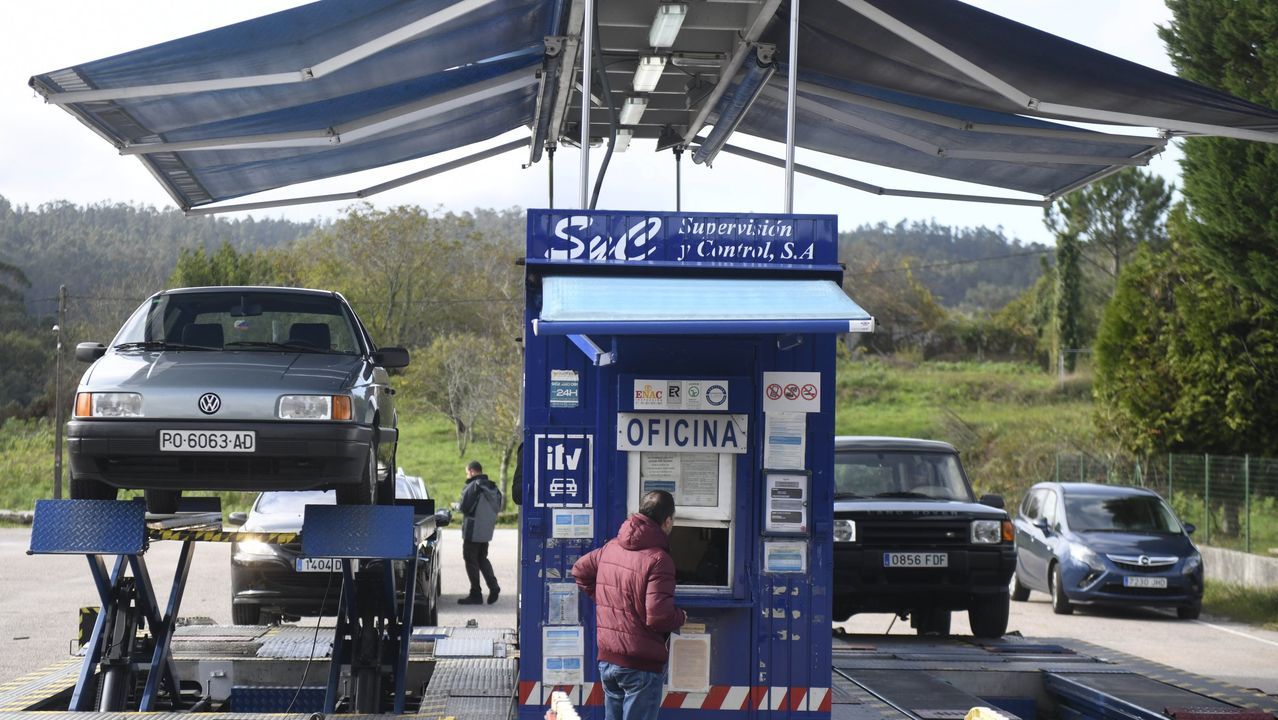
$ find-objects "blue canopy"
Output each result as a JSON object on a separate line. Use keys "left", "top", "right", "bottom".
{"left": 534, "top": 276, "right": 874, "bottom": 336}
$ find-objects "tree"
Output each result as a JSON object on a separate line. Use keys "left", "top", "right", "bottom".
{"left": 169, "top": 241, "right": 275, "bottom": 287}
{"left": 1159, "top": 1, "right": 1278, "bottom": 308}
{"left": 1055, "top": 232, "right": 1083, "bottom": 372}
{"left": 1045, "top": 168, "right": 1172, "bottom": 284}
{"left": 1094, "top": 207, "right": 1278, "bottom": 457}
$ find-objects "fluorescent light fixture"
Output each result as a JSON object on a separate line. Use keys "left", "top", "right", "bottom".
{"left": 619, "top": 96, "right": 648, "bottom": 126}
{"left": 632, "top": 56, "right": 666, "bottom": 93}
{"left": 613, "top": 128, "right": 633, "bottom": 152}
{"left": 649, "top": 3, "right": 688, "bottom": 48}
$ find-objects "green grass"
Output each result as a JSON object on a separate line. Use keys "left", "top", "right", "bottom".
{"left": 1203, "top": 580, "right": 1278, "bottom": 630}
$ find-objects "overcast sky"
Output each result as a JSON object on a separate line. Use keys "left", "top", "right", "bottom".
{"left": 0, "top": 1, "right": 1178, "bottom": 246}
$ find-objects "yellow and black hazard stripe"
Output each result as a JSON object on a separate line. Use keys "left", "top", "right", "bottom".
{"left": 149, "top": 529, "right": 300, "bottom": 544}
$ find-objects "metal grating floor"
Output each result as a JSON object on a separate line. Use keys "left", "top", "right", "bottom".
{"left": 425, "top": 658, "right": 517, "bottom": 698}
{"left": 443, "top": 695, "right": 514, "bottom": 720}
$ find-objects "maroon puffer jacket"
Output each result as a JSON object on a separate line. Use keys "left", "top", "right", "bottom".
{"left": 573, "top": 513, "right": 686, "bottom": 672}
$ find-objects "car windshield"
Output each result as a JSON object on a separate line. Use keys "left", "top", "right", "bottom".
{"left": 1065, "top": 493, "right": 1183, "bottom": 534}
{"left": 113, "top": 290, "right": 362, "bottom": 354}
{"left": 255, "top": 490, "right": 335, "bottom": 515}
{"left": 834, "top": 450, "right": 974, "bottom": 501}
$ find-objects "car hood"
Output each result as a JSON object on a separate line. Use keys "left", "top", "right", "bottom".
{"left": 834, "top": 498, "right": 1006, "bottom": 520}
{"left": 85, "top": 351, "right": 360, "bottom": 391}
{"left": 243, "top": 513, "right": 306, "bottom": 534}
{"left": 1070, "top": 531, "right": 1194, "bottom": 556}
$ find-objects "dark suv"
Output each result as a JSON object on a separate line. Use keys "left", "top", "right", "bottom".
{"left": 832, "top": 436, "right": 1015, "bottom": 638}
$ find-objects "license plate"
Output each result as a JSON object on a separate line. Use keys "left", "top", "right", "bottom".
{"left": 1123, "top": 575, "right": 1168, "bottom": 588}
{"left": 159, "top": 430, "right": 255, "bottom": 452}
{"left": 884, "top": 552, "right": 948, "bottom": 568}
{"left": 295, "top": 558, "right": 356, "bottom": 573}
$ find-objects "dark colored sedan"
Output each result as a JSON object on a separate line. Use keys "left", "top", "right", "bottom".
{"left": 1011, "top": 482, "right": 1203, "bottom": 619}
{"left": 230, "top": 471, "right": 450, "bottom": 625}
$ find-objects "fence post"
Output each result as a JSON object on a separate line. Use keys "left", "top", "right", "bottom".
{"left": 1055, "top": 454, "right": 1060, "bottom": 483}
{"left": 1244, "top": 454, "right": 1251, "bottom": 555}
{"left": 1204, "top": 454, "right": 1211, "bottom": 545}
{"left": 1167, "top": 454, "right": 1173, "bottom": 504}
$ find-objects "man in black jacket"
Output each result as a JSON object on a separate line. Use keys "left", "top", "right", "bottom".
{"left": 458, "top": 460, "right": 502, "bottom": 605}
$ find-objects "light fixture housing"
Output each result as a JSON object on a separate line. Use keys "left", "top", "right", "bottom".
{"left": 632, "top": 56, "right": 666, "bottom": 93}
{"left": 612, "top": 128, "right": 633, "bottom": 152}
{"left": 619, "top": 96, "right": 648, "bottom": 126}
{"left": 649, "top": 3, "right": 688, "bottom": 48}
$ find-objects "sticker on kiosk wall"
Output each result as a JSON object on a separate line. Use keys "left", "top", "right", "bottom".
{"left": 634, "top": 379, "right": 729, "bottom": 410}
{"left": 551, "top": 508, "right": 594, "bottom": 539}
{"left": 762, "top": 371, "right": 821, "bottom": 413}
{"left": 550, "top": 369, "right": 579, "bottom": 408}
{"left": 533, "top": 433, "right": 593, "bottom": 507}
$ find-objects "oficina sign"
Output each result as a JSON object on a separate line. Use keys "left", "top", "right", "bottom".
{"left": 526, "top": 210, "right": 837, "bottom": 266}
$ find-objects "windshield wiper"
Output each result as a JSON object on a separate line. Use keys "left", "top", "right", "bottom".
{"left": 113, "top": 341, "right": 209, "bottom": 351}
{"left": 834, "top": 492, "right": 863, "bottom": 499}
{"left": 224, "top": 340, "right": 328, "bottom": 353}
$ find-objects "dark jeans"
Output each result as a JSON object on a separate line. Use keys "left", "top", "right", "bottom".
{"left": 462, "top": 539, "right": 498, "bottom": 596}
{"left": 599, "top": 661, "right": 663, "bottom": 720}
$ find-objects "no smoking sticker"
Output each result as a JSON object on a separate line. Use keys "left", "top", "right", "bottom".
{"left": 762, "top": 372, "right": 821, "bottom": 413}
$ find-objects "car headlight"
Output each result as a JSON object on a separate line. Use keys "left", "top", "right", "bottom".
{"left": 1182, "top": 552, "right": 1202, "bottom": 575}
{"left": 75, "top": 392, "right": 143, "bottom": 418}
{"left": 834, "top": 519, "right": 856, "bottom": 543}
{"left": 278, "top": 395, "right": 352, "bottom": 420}
{"left": 235, "top": 540, "right": 280, "bottom": 559}
{"left": 1069, "top": 543, "right": 1102, "bottom": 569}
{"left": 971, "top": 519, "right": 1002, "bottom": 544}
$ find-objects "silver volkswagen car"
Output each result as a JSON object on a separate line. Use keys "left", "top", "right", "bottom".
{"left": 68, "top": 286, "right": 409, "bottom": 512}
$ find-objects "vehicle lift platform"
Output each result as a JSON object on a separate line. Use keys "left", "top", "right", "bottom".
{"left": 10, "top": 499, "right": 518, "bottom": 719}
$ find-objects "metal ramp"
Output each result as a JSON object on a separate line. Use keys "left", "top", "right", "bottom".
{"left": 422, "top": 658, "right": 517, "bottom": 720}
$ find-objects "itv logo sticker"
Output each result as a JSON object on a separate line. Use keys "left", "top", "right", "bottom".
{"left": 533, "top": 433, "right": 593, "bottom": 507}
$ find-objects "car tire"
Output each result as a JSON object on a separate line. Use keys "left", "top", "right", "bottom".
{"left": 232, "top": 603, "right": 261, "bottom": 625}
{"left": 337, "top": 447, "right": 377, "bottom": 505}
{"left": 1177, "top": 603, "right": 1201, "bottom": 620}
{"left": 913, "top": 608, "right": 951, "bottom": 636}
{"left": 70, "top": 474, "right": 117, "bottom": 501}
{"left": 377, "top": 447, "right": 396, "bottom": 506}
{"left": 145, "top": 489, "right": 180, "bottom": 515}
{"left": 1010, "top": 571, "right": 1031, "bottom": 602}
{"left": 969, "top": 593, "right": 1010, "bottom": 638}
{"left": 1050, "top": 563, "right": 1074, "bottom": 615}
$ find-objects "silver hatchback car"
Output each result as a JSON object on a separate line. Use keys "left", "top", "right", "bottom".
{"left": 68, "top": 286, "right": 409, "bottom": 512}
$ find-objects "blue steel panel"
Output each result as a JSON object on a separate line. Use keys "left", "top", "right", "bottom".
{"left": 301, "top": 505, "right": 414, "bottom": 560}
{"left": 527, "top": 210, "right": 837, "bottom": 266}
{"left": 29, "top": 500, "right": 147, "bottom": 555}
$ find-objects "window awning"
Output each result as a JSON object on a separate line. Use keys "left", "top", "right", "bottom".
{"left": 533, "top": 276, "right": 874, "bottom": 336}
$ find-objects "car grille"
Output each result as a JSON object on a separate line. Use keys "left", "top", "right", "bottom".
{"left": 1107, "top": 555, "right": 1179, "bottom": 572}
{"left": 99, "top": 455, "right": 328, "bottom": 480}
{"left": 857, "top": 520, "right": 970, "bottom": 548}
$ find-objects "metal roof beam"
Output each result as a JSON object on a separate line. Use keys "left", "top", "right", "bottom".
{"left": 183, "top": 137, "right": 530, "bottom": 215}
{"left": 718, "top": 142, "right": 1050, "bottom": 207}
{"left": 40, "top": 0, "right": 502, "bottom": 104}
{"left": 681, "top": 0, "right": 783, "bottom": 146}
{"left": 120, "top": 70, "right": 536, "bottom": 154}
{"left": 547, "top": 0, "right": 584, "bottom": 145}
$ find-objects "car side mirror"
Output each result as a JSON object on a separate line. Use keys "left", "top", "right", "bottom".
{"left": 434, "top": 509, "right": 452, "bottom": 527}
{"left": 76, "top": 342, "right": 107, "bottom": 363}
{"left": 227, "top": 511, "right": 248, "bottom": 527}
{"left": 374, "top": 346, "right": 410, "bottom": 369}
{"left": 1033, "top": 517, "right": 1051, "bottom": 535}
{"left": 979, "top": 494, "right": 1005, "bottom": 509}
{"left": 1184, "top": 523, "right": 1196, "bottom": 535}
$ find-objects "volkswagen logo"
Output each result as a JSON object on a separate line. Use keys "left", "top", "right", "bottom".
{"left": 1138, "top": 555, "right": 1151, "bottom": 566}
{"left": 198, "top": 393, "right": 222, "bottom": 415}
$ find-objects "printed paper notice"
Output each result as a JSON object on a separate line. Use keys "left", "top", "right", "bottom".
{"left": 765, "top": 473, "right": 809, "bottom": 534}
{"left": 762, "top": 371, "right": 821, "bottom": 413}
{"left": 667, "top": 633, "right": 711, "bottom": 693}
{"left": 764, "top": 412, "right": 806, "bottom": 470}
{"left": 542, "top": 626, "right": 584, "bottom": 656}
{"left": 763, "top": 540, "right": 807, "bottom": 573}
{"left": 543, "top": 655, "right": 583, "bottom": 685}
{"left": 546, "top": 583, "right": 578, "bottom": 625}
{"left": 551, "top": 508, "right": 594, "bottom": 539}
{"left": 678, "top": 453, "right": 719, "bottom": 507}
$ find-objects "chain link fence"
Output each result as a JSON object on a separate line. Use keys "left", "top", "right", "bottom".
{"left": 1047, "top": 453, "right": 1278, "bottom": 557}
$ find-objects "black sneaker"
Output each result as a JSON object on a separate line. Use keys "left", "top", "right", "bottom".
{"left": 457, "top": 595, "right": 483, "bottom": 605}
{"left": 487, "top": 587, "right": 501, "bottom": 605}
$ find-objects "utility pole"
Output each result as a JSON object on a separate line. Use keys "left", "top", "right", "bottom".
{"left": 53, "top": 284, "right": 66, "bottom": 498}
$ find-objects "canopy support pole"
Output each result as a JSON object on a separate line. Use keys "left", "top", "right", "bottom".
{"left": 784, "top": 0, "right": 800, "bottom": 213}
{"left": 579, "top": 0, "right": 594, "bottom": 208}
{"left": 674, "top": 146, "right": 683, "bottom": 211}
{"left": 567, "top": 334, "right": 615, "bottom": 366}
{"left": 548, "top": 145, "right": 556, "bottom": 209}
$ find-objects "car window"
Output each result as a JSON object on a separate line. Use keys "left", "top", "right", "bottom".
{"left": 1021, "top": 490, "right": 1042, "bottom": 520}
{"left": 254, "top": 490, "right": 334, "bottom": 514}
{"left": 834, "top": 451, "right": 974, "bottom": 501}
{"left": 1041, "top": 490, "right": 1059, "bottom": 528}
{"left": 113, "top": 291, "right": 362, "bottom": 354}
{"left": 1064, "top": 493, "right": 1183, "bottom": 533}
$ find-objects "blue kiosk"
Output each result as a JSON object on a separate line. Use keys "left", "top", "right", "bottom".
{"left": 518, "top": 210, "right": 873, "bottom": 718}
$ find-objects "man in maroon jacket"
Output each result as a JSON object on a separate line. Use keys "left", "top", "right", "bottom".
{"left": 573, "top": 490, "right": 687, "bottom": 720}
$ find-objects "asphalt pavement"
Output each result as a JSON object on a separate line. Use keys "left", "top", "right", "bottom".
{"left": 3, "top": 527, "right": 1276, "bottom": 696}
